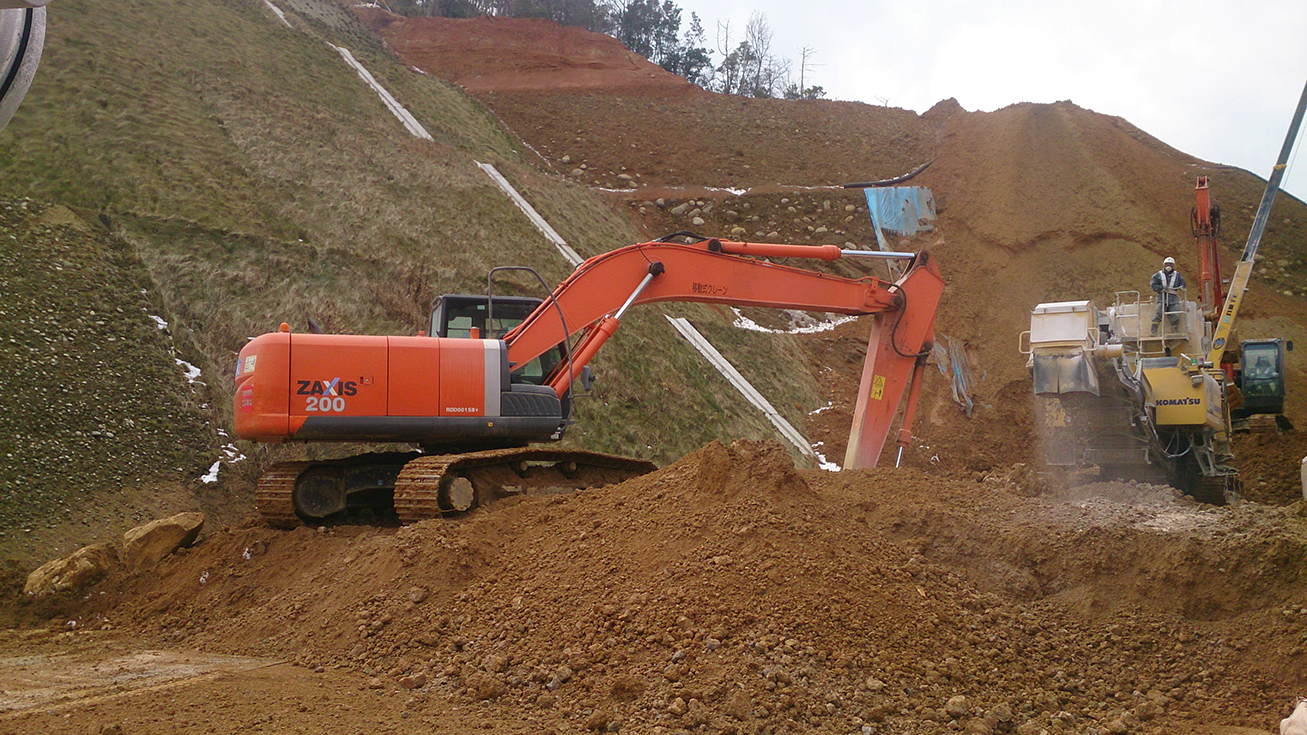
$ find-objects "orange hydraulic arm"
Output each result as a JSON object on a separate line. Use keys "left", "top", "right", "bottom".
{"left": 502, "top": 238, "right": 945, "bottom": 469}
{"left": 1192, "top": 176, "right": 1225, "bottom": 312}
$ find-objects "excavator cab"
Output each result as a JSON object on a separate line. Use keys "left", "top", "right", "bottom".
{"left": 1234, "top": 338, "right": 1291, "bottom": 418}
{"left": 430, "top": 295, "right": 565, "bottom": 386}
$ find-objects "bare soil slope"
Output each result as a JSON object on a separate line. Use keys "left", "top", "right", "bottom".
{"left": 7, "top": 441, "right": 1305, "bottom": 734}
{"left": 359, "top": 9, "right": 694, "bottom": 94}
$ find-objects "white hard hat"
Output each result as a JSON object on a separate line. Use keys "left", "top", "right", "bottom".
{"left": 1163, "top": 257, "right": 1175, "bottom": 266}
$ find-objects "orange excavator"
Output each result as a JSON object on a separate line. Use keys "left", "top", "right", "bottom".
{"left": 234, "top": 235, "right": 944, "bottom": 526}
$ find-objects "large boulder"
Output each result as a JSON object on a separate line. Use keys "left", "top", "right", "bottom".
{"left": 122, "top": 512, "right": 205, "bottom": 572}
{"left": 24, "top": 543, "right": 118, "bottom": 596}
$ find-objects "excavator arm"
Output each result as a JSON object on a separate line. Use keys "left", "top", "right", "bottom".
{"left": 502, "top": 237, "right": 945, "bottom": 468}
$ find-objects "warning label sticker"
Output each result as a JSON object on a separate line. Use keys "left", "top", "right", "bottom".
{"left": 871, "top": 375, "right": 886, "bottom": 400}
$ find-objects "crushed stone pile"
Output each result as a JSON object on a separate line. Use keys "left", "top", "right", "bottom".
{"left": 46, "top": 440, "right": 1306, "bottom": 735}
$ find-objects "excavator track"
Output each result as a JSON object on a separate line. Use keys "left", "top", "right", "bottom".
{"left": 253, "top": 449, "right": 655, "bottom": 527}
{"left": 394, "top": 448, "right": 656, "bottom": 524}
{"left": 255, "top": 461, "right": 313, "bottom": 529}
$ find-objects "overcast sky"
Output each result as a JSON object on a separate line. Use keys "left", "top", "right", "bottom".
{"left": 676, "top": 0, "right": 1307, "bottom": 203}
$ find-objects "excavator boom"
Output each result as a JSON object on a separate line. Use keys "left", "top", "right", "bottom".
{"left": 1208, "top": 75, "right": 1307, "bottom": 366}
{"left": 503, "top": 240, "right": 899, "bottom": 369}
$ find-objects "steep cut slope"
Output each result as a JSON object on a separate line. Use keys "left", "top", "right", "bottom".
{"left": 0, "top": 0, "right": 819, "bottom": 562}
{"left": 358, "top": 9, "right": 693, "bottom": 94}
{"left": 0, "top": 201, "right": 213, "bottom": 564}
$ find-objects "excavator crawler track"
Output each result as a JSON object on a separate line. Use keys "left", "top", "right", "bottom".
{"left": 394, "top": 448, "right": 655, "bottom": 524}
{"left": 254, "top": 450, "right": 655, "bottom": 527}
{"left": 255, "top": 461, "right": 313, "bottom": 529}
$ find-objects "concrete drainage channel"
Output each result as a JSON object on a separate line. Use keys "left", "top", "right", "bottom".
{"left": 258, "top": 0, "right": 826, "bottom": 466}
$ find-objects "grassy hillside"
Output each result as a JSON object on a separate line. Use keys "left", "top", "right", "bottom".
{"left": 0, "top": 0, "right": 825, "bottom": 561}
{"left": 0, "top": 200, "right": 213, "bottom": 562}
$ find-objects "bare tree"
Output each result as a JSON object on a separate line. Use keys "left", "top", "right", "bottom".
{"left": 798, "top": 46, "right": 815, "bottom": 93}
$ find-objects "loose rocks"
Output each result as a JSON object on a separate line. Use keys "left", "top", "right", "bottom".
{"left": 122, "top": 512, "right": 204, "bottom": 572}
{"left": 23, "top": 543, "right": 118, "bottom": 596}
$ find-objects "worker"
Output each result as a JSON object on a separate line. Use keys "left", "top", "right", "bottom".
{"left": 1248, "top": 354, "right": 1276, "bottom": 380}
{"left": 1150, "top": 257, "right": 1186, "bottom": 336}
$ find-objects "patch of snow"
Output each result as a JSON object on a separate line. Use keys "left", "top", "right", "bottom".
{"left": 704, "top": 187, "right": 748, "bottom": 196}
{"left": 730, "top": 308, "right": 857, "bottom": 335}
{"left": 813, "top": 447, "right": 841, "bottom": 472}
{"left": 262, "top": 0, "right": 292, "bottom": 28}
{"left": 148, "top": 315, "right": 168, "bottom": 330}
{"left": 808, "top": 402, "right": 833, "bottom": 415}
{"left": 175, "top": 358, "right": 205, "bottom": 385}
{"left": 200, "top": 460, "right": 221, "bottom": 484}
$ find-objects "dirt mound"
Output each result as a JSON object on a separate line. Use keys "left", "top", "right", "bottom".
{"left": 924, "top": 101, "right": 1194, "bottom": 254}
{"left": 1235, "top": 429, "right": 1307, "bottom": 504}
{"left": 20, "top": 440, "right": 1300, "bottom": 734}
{"left": 356, "top": 9, "right": 693, "bottom": 94}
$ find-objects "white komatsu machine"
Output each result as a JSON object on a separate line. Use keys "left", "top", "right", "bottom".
{"left": 1021, "top": 294, "right": 1231, "bottom": 500}
{"left": 1020, "top": 76, "right": 1307, "bottom": 503}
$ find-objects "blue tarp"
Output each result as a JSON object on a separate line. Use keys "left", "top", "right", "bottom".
{"left": 863, "top": 186, "right": 936, "bottom": 251}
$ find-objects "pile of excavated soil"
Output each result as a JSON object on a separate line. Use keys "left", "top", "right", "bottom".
{"left": 1235, "top": 429, "right": 1307, "bottom": 505}
{"left": 29, "top": 440, "right": 1305, "bottom": 734}
{"left": 357, "top": 9, "right": 693, "bottom": 94}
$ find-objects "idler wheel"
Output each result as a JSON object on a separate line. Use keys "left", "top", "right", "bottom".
{"left": 441, "top": 475, "right": 475, "bottom": 512}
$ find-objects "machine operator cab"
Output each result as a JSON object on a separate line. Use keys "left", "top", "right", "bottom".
{"left": 430, "top": 295, "right": 566, "bottom": 387}
{"left": 1234, "top": 338, "right": 1292, "bottom": 418}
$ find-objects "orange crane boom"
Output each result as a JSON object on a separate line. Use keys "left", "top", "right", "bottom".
{"left": 1192, "top": 176, "right": 1226, "bottom": 312}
